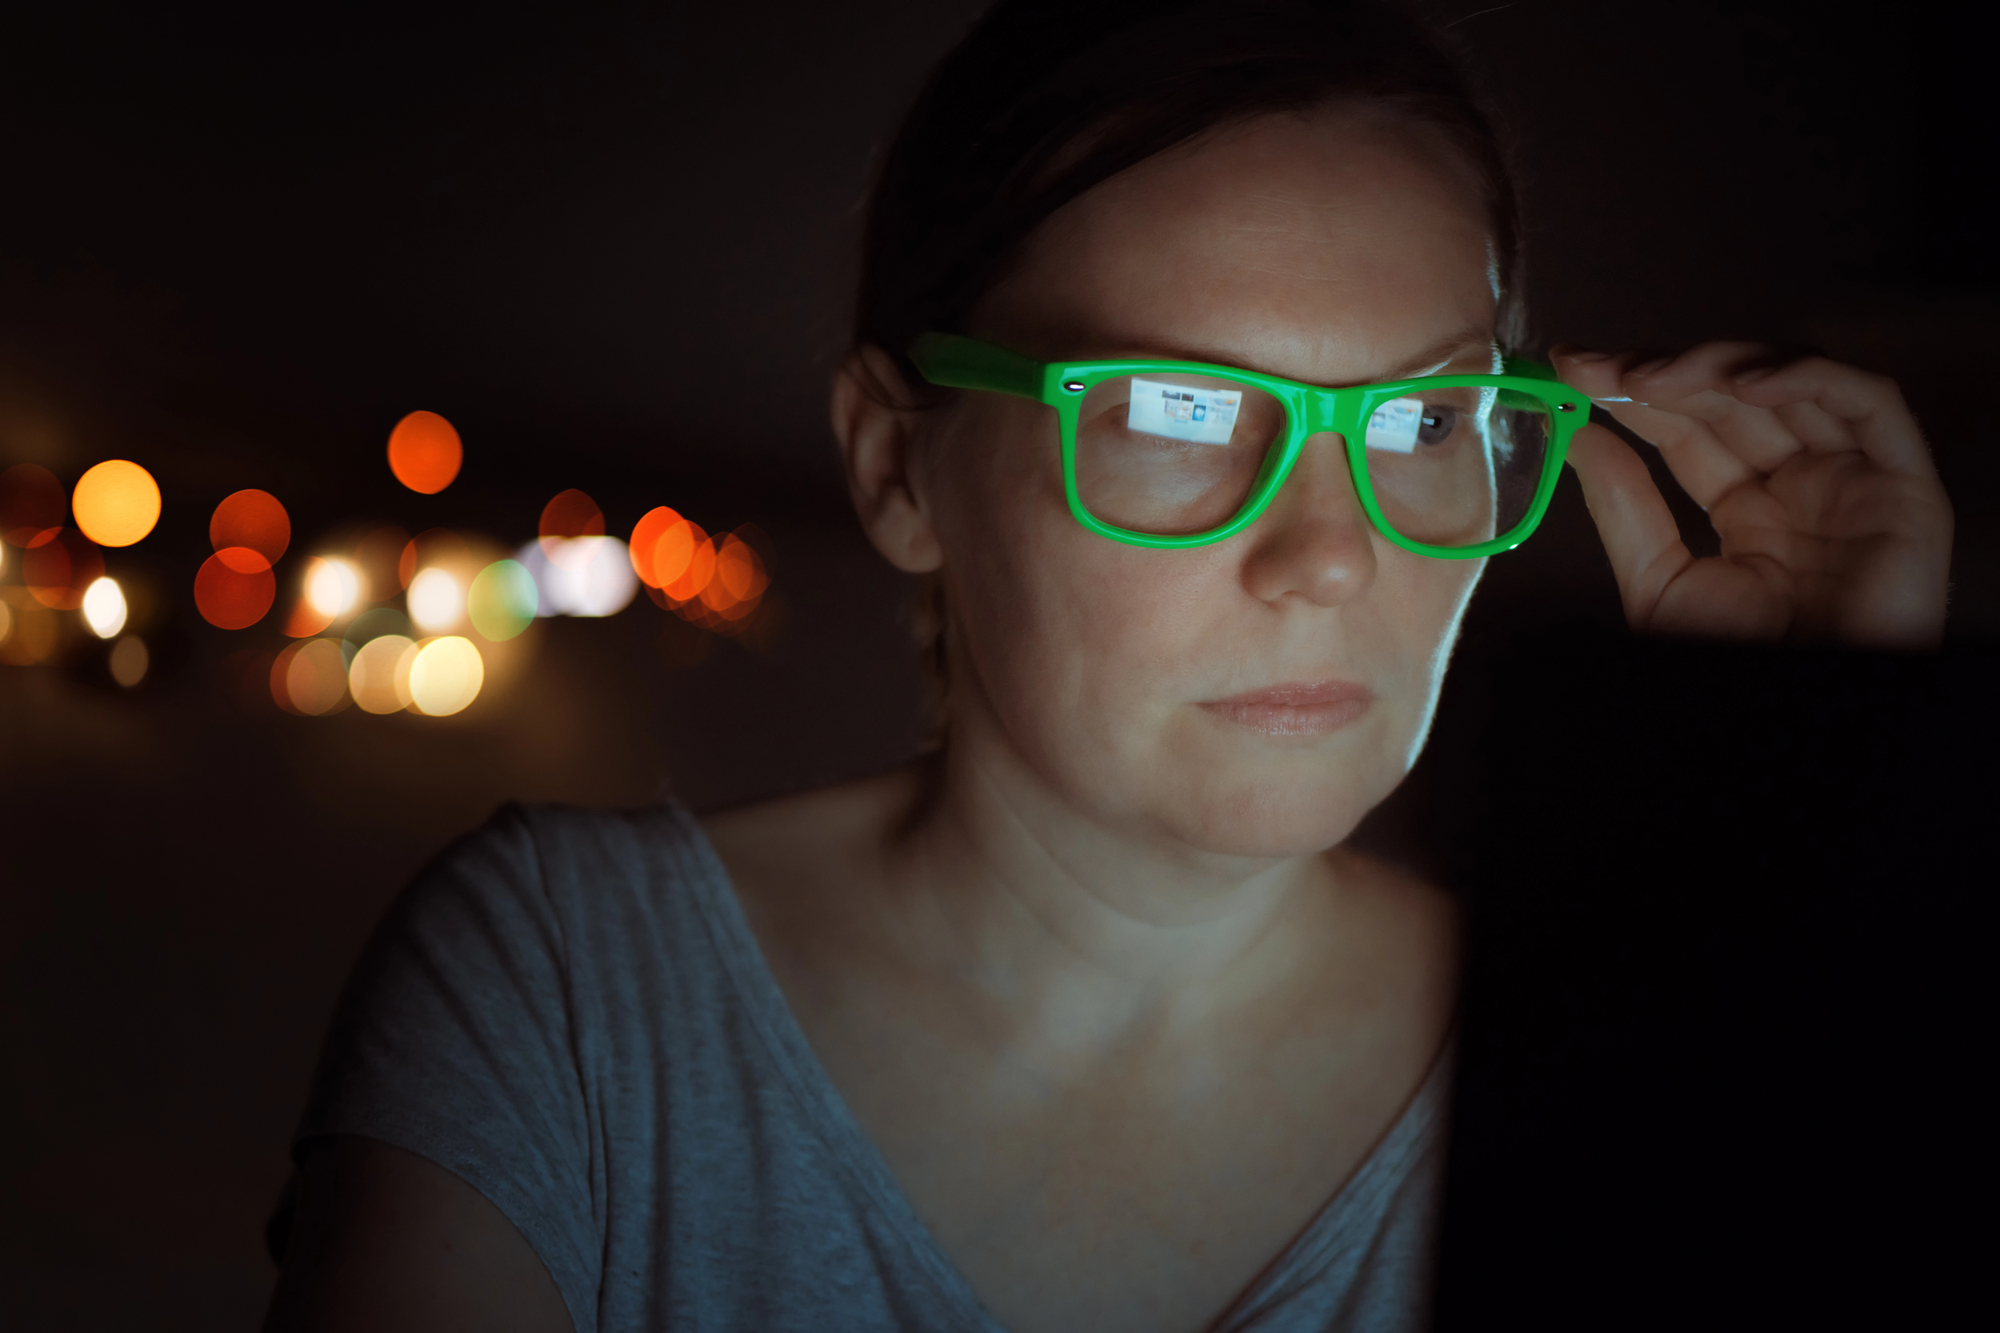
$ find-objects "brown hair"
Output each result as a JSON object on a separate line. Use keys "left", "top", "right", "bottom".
{"left": 853, "top": 0, "right": 1526, "bottom": 739}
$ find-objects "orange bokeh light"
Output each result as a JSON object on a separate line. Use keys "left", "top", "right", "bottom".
{"left": 195, "top": 547, "right": 276, "bottom": 629}
{"left": 401, "top": 527, "right": 471, "bottom": 588}
{"left": 71, "top": 460, "right": 161, "bottom": 547}
{"left": 652, "top": 519, "right": 706, "bottom": 595}
{"left": 210, "top": 490, "right": 290, "bottom": 564}
{"left": 23, "top": 528, "right": 104, "bottom": 610}
{"left": 388, "top": 411, "right": 463, "bottom": 494}
{"left": 539, "top": 490, "right": 604, "bottom": 553}
{"left": 0, "top": 463, "right": 66, "bottom": 546}
{"left": 628, "top": 506, "right": 682, "bottom": 587}
{"left": 282, "top": 592, "right": 336, "bottom": 638}
{"left": 274, "top": 637, "right": 350, "bottom": 715}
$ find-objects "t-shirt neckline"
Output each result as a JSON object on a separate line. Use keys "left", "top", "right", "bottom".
{"left": 659, "top": 800, "right": 1451, "bottom": 1333}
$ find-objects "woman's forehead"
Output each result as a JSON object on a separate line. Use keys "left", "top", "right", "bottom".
{"left": 979, "top": 111, "right": 1498, "bottom": 385}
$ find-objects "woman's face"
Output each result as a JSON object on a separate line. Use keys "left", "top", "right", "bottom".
{"left": 919, "top": 104, "right": 1500, "bottom": 860}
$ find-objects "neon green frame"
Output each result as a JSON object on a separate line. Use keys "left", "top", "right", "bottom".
{"left": 909, "top": 331, "right": 1590, "bottom": 558}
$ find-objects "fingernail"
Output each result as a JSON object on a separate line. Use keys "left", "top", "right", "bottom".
{"left": 1564, "top": 349, "right": 1612, "bottom": 363}
{"left": 1732, "top": 366, "right": 1777, "bottom": 384}
{"left": 1627, "top": 357, "right": 1671, "bottom": 378}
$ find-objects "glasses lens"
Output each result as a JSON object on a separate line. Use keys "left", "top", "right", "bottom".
{"left": 1074, "top": 373, "right": 1287, "bottom": 535}
{"left": 1360, "top": 384, "right": 1552, "bottom": 548}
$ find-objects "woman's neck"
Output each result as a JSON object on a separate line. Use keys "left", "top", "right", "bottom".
{"left": 875, "top": 713, "right": 1359, "bottom": 1061}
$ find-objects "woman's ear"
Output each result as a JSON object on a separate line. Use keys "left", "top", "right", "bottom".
{"left": 832, "top": 346, "right": 945, "bottom": 573}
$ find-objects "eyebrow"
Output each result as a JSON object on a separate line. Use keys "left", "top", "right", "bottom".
{"left": 1107, "top": 322, "right": 1498, "bottom": 386}
{"left": 1378, "top": 324, "right": 1499, "bottom": 380}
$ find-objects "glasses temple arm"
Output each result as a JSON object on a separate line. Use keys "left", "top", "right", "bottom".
{"left": 908, "top": 332, "right": 1047, "bottom": 400}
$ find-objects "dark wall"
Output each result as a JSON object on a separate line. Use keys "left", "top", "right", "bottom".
{"left": 1, "top": 2, "right": 1992, "bottom": 1328}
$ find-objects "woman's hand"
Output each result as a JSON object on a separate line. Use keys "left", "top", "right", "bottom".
{"left": 1548, "top": 342, "right": 1954, "bottom": 650}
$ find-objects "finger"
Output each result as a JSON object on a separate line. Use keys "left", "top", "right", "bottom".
{"left": 1547, "top": 346, "right": 1631, "bottom": 402}
{"left": 1562, "top": 421, "right": 1693, "bottom": 631}
{"left": 1589, "top": 395, "right": 1763, "bottom": 510}
{"left": 1553, "top": 347, "right": 1770, "bottom": 512}
{"left": 1620, "top": 346, "right": 1809, "bottom": 475}
{"left": 1729, "top": 356, "right": 1942, "bottom": 480}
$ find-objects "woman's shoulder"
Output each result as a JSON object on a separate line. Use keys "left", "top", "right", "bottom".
{"left": 697, "top": 761, "right": 928, "bottom": 894}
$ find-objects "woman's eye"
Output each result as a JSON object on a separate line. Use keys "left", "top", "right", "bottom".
{"left": 1416, "top": 406, "right": 1459, "bottom": 447}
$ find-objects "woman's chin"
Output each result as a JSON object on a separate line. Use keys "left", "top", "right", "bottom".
{"left": 1155, "top": 777, "right": 1388, "bottom": 861}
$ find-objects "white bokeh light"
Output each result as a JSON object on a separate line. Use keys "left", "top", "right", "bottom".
{"left": 307, "top": 558, "right": 362, "bottom": 616}
{"left": 81, "top": 576, "right": 128, "bottom": 638}
{"left": 516, "top": 536, "right": 637, "bottom": 618}
{"left": 407, "top": 567, "right": 464, "bottom": 633}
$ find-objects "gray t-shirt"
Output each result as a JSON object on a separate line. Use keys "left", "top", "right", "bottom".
{"left": 291, "top": 801, "right": 1451, "bottom": 1332}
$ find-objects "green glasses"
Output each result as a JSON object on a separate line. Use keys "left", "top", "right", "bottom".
{"left": 909, "top": 332, "right": 1591, "bottom": 558}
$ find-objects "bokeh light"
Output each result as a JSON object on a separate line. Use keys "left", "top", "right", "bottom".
{"left": 81, "top": 576, "right": 128, "bottom": 638}
{"left": 349, "top": 634, "right": 417, "bottom": 714}
{"left": 306, "top": 558, "right": 361, "bottom": 618}
{"left": 195, "top": 547, "right": 276, "bottom": 629}
{"left": 388, "top": 411, "right": 463, "bottom": 494}
{"left": 344, "top": 606, "right": 412, "bottom": 650}
{"left": 24, "top": 528, "right": 104, "bottom": 611}
{"left": 468, "top": 560, "right": 537, "bottom": 641}
{"left": 539, "top": 489, "right": 604, "bottom": 554}
{"left": 407, "top": 567, "right": 464, "bottom": 633}
{"left": 650, "top": 516, "right": 702, "bottom": 593}
{"left": 661, "top": 527, "right": 716, "bottom": 605}
{"left": 629, "top": 506, "right": 681, "bottom": 586}
{"left": 72, "top": 460, "right": 161, "bottom": 547}
{"left": 109, "top": 635, "right": 148, "bottom": 687}
{"left": 700, "top": 535, "right": 768, "bottom": 620}
{"left": 400, "top": 528, "right": 470, "bottom": 590}
{"left": 278, "top": 638, "right": 350, "bottom": 715}
{"left": 209, "top": 490, "right": 290, "bottom": 565}
{"left": 518, "top": 536, "right": 637, "bottom": 617}
{"left": 0, "top": 463, "right": 66, "bottom": 546}
{"left": 353, "top": 525, "right": 409, "bottom": 598}
{"left": 410, "top": 636, "right": 484, "bottom": 716}
{"left": 0, "top": 591, "right": 57, "bottom": 665}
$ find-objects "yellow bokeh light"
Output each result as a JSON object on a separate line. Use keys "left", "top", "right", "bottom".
{"left": 72, "top": 460, "right": 162, "bottom": 547}
{"left": 307, "top": 558, "right": 362, "bottom": 617}
{"left": 410, "top": 635, "right": 484, "bottom": 716}
{"left": 109, "top": 635, "right": 148, "bottom": 687}
{"left": 407, "top": 567, "right": 463, "bottom": 633}
{"left": 81, "top": 576, "right": 128, "bottom": 638}
{"left": 349, "top": 634, "right": 417, "bottom": 714}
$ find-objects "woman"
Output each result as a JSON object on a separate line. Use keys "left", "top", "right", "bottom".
{"left": 261, "top": 2, "right": 1953, "bottom": 1330}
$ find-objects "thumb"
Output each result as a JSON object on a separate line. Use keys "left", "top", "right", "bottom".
{"left": 1565, "top": 420, "right": 1690, "bottom": 631}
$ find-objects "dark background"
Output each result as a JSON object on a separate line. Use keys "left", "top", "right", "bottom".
{"left": 2, "top": 1, "right": 1993, "bottom": 1328}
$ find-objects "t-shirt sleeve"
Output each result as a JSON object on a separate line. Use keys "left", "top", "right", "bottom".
{"left": 288, "top": 802, "right": 602, "bottom": 1333}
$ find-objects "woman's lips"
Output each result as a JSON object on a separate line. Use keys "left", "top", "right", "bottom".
{"left": 1198, "top": 681, "right": 1375, "bottom": 737}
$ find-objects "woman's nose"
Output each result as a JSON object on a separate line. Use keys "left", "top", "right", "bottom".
{"left": 1239, "top": 432, "right": 1377, "bottom": 607}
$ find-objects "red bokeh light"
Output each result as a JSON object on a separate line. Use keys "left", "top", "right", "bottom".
{"left": 0, "top": 464, "right": 66, "bottom": 546}
{"left": 539, "top": 489, "right": 604, "bottom": 555}
{"left": 210, "top": 490, "right": 291, "bottom": 565}
{"left": 195, "top": 548, "right": 276, "bottom": 629}
{"left": 23, "top": 527, "right": 104, "bottom": 610}
{"left": 387, "top": 411, "right": 463, "bottom": 494}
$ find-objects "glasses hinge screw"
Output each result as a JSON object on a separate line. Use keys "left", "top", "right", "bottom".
{"left": 1557, "top": 402, "right": 1576, "bottom": 412}
{"left": 1062, "top": 380, "right": 1085, "bottom": 393}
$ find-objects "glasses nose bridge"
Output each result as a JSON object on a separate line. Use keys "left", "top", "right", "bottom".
{"left": 1295, "top": 385, "right": 1347, "bottom": 437}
